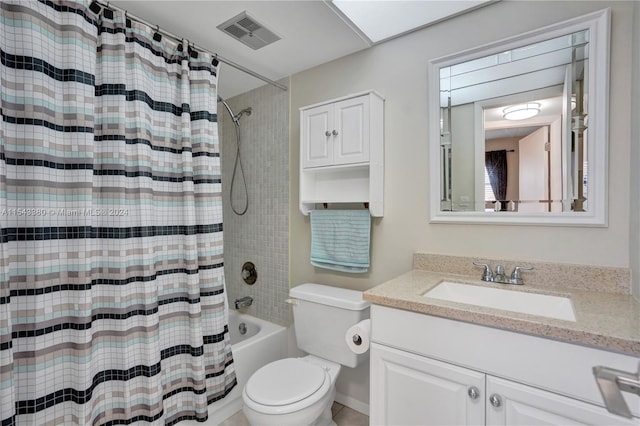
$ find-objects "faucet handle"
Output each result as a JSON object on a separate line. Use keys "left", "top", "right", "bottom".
{"left": 510, "top": 266, "right": 533, "bottom": 285}
{"left": 473, "top": 262, "right": 494, "bottom": 282}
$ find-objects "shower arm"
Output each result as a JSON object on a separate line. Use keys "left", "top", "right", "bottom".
{"left": 218, "top": 96, "right": 238, "bottom": 125}
{"left": 218, "top": 96, "right": 251, "bottom": 124}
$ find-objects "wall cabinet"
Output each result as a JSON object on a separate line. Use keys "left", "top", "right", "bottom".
{"left": 299, "top": 91, "right": 384, "bottom": 216}
{"left": 370, "top": 305, "right": 640, "bottom": 426}
{"left": 301, "top": 96, "right": 370, "bottom": 168}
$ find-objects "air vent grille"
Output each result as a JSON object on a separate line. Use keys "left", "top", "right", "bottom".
{"left": 237, "top": 17, "right": 260, "bottom": 32}
{"left": 217, "top": 11, "right": 281, "bottom": 50}
{"left": 224, "top": 24, "right": 248, "bottom": 39}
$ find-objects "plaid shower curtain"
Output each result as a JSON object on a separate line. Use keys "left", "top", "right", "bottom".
{"left": 0, "top": 1, "right": 235, "bottom": 424}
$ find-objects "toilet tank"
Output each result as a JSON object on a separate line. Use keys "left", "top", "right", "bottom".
{"left": 290, "top": 283, "right": 370, "bottom": 368}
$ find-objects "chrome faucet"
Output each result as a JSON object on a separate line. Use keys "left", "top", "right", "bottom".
{"left": 494, "top": 264, "right": 506, "bottom": 283}
{"left": 234, "top": 296, "right": 253, "bottom": 309}
{"left": 473, "top": 262, "right": 533, "bottom": 285}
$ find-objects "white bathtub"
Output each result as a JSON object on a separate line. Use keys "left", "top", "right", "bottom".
{"left": 182, "top": 310, "right": 287, "bottom": 425}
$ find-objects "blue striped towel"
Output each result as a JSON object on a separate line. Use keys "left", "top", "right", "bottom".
{"left": 310, "top": 209, "right": 371, "bottom": 273}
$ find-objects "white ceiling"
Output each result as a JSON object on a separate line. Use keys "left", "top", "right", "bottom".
{"left": 111, "top": 1, "right": 492, "bottom": 100}
{"left": 331, "top": 0, "right": 492, "bottom": 43}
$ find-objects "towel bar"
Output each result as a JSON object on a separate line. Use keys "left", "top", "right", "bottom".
{"left": 321, "top": 202, "right": 369, "bottom": 209}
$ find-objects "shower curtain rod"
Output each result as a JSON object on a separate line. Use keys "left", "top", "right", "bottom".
{"left": 93, "top": 1, "right": 288, "bottom": 92}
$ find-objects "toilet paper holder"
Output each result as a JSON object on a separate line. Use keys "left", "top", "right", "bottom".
{"left": 345, "top": 319, "right": 371, "bottom": 355}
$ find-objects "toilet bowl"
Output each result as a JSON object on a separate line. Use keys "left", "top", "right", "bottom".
{"left": 242, "top": 355, "right": 341, "bottom": 426}
{"left": 241, "top": 283, "right": 370, "bottom": 426}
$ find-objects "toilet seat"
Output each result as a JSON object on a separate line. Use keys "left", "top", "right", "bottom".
{"left": 243, "top": 358, "right": 332, "bottom": 415}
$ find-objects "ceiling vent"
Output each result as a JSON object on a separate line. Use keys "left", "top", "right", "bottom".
{"left": 217, "top": 11, "right": 281, "bottom": 50}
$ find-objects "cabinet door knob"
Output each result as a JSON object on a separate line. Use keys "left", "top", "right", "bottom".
{"left": 332, "top": 129, "right": 338, "bottom": 136}
{"left": 467, "top": 386, "right": 480, "bottom": 400}
{"left": 325, "top": 130, "right": 331, "bottom": 137}
{"left": 489, "top": 394, "right": 502, "bottom": 408}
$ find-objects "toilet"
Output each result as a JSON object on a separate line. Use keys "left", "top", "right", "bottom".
{"left": 241, "top": 283, "right": 370, "bottom": 426}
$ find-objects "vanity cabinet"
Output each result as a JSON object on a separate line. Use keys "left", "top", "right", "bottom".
{"left": 369, "top": 305, "right": 640, "bottom": 426}
{"left": 299, "top": 91, "right": 384, "bottom": 216}
{"left": 371, "top": 343, "right": 485, "bottom": 426}
{"left": 372, "top": 344, "right": 636, "bottom": 426}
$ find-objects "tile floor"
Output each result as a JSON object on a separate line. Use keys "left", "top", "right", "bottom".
{"left": 220, "top": 402, "right": 369, "bottom": 426}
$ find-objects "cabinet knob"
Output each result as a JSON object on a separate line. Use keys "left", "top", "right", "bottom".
{"left": 332, "top": 129, "right": 338, "bottom": 136}
{"left": 467, "top": 386, "right": 480, "bottom": 400}
{"left": 489, "top": 394, "right": 502, "bottom": 408}
{"left": 325, "top": 130, "right": 331, "bottom": 137}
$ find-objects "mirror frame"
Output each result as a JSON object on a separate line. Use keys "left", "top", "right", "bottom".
{"left": 428, "top": 8, "right": 610, "bottom": 226}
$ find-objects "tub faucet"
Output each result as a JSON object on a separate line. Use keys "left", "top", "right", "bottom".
{"left": 235, "top": 296, "right": 253, "bottom": 309}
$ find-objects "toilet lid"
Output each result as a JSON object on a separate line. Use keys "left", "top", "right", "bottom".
{"left": 245, "top": 358, "right": 326, "bottom": 406}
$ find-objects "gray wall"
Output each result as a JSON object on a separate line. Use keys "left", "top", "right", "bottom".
{"left": 220, "top": 79, "right": 290, "bottom": 326}
{"left": 631, "top": 1, "right": 640, "bottom": 300}
{"left": 290, "top": 1, "right": 636, "bottom": 293}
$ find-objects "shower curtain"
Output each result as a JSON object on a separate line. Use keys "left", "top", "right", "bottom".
{"left": 0, "top": 1, "right": 235, "bottom": 424}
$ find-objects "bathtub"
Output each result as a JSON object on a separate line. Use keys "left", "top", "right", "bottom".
{"left": 182, "top": 310, "right": 287, "bottom": 425}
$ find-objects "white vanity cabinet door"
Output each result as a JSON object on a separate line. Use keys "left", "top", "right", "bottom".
{"left": 370, "top": 343, "right": 485, "bottom": 426}
{"left": 486, "top": 376, "right": 639, "bottom": 426}
{"left": 301, "top": 103, "right": 334, "bottom": 168}
{"left": 333, "top": 96, "right": 370, "bottom": 165}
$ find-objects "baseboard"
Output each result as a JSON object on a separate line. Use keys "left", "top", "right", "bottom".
{"left": 334, "top": 392, "right": 369, "bottom": 416}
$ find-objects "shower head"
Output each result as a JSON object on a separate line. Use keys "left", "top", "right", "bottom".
{"left": 218, "top": 96, "right": 252, "bottom": 124}
{"left": 234, "top": 107, "right": 252, "bottom": 121}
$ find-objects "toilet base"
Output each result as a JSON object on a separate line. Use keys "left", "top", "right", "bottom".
{"left": 242, "top": 356, "right": 342, "bottom": 426}
{"left": 242, "top": 386, "right": 336, "bottom": 426}
{"left": 317, "top": 403, "right": 336, "bottom": 426}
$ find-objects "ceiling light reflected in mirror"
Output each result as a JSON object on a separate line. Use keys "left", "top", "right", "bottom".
{"left": 502, "top": 103, "right": 541, "bottom": 121}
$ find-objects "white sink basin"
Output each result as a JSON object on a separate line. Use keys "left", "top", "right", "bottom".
{"left": 423, "top": 281, "right": 576, "bottom": 322}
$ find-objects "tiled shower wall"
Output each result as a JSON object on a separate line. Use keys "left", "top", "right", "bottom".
{"left": 219, "top": 79, "right": 290, "bottom": 326}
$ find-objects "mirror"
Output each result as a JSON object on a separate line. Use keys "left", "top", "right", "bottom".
{"left": 428, "top": 9, "right": 610, "bottom": 226}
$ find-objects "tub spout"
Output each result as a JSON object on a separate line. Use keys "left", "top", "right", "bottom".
{"left": 235, "top": 296, "right": 253, "bottom": 309}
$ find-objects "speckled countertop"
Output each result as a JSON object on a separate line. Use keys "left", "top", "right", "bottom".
{"left": 364, "top": 255, "right": 640, "bottom": 357}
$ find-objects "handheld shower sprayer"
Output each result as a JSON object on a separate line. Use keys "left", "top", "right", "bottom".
{"left": 233, "top": 107, "right": 252, "bottom": 121}
{"left": 217, "top": 95, "right": 252, "bottom": 215}
{"left": 218, "top": 96, "right": 251, "bottom": 124}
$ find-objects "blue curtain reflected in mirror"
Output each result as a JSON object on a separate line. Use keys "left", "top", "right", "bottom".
{"left": 485, "top": 150, "right": 508, "bottom": 210}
